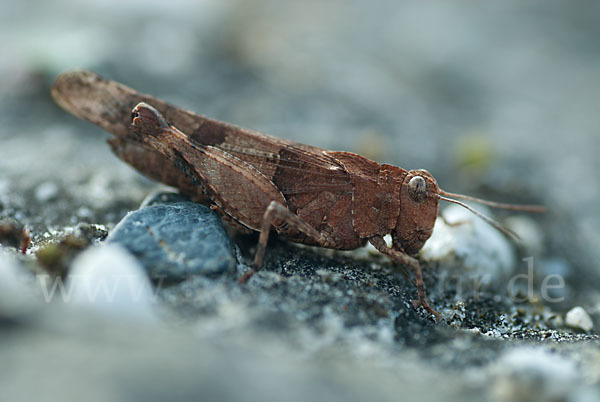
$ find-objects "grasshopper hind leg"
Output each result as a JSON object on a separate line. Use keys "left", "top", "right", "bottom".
{"left": 238, "top": 201, "right": 334, "bottom": 283}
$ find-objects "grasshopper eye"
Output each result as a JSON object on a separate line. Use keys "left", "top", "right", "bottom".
{"left": 408, "top": 175, "right": 427, "bottom": 202}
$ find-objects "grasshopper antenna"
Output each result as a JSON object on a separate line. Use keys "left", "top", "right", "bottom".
{"left": 438, "top": 190, "right": 546, "bottom": 213}
{"left": 437, "top": 195, "right": 521, "bottom": 241}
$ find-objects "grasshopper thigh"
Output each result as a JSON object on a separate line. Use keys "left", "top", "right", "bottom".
{"left": 129, "top": 102, "right": 288, "bottom": 231}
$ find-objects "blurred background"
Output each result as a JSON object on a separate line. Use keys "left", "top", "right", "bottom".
{"left": 2, "top": 0, "right": 599, "bottom": 289}
{"left": 1, "top": 1, "right": 600, "bottom": 401}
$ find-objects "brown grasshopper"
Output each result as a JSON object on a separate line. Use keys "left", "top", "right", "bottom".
{"left": 51, "top": 70, "right": 544, "bottom": 320}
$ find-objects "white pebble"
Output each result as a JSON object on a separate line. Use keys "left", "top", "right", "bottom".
{"left": 0, "top": 250, "right": 39, "bottom": 315}
{"left": 504, "top": 216, "right": 544, "bottom": 255}
{"left": 34, "top": 181, "right": 59, "bottom": 202}
{"left": 566, "top": 306, "right": 594, "bottom": 331}
{"left": 467, "top": 327, "right": 482, "bottom": 335}
{"left": 64, "top": 244, "right": 158, "bottom": 321}
{"left": 421, "top": 204, "right": 515, "bottom": 284}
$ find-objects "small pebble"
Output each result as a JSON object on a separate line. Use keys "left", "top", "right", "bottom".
{"left": 565, "top": 306, "right": 593, "bottom": 332}
{"left": 66, "top": 244, "right": 157, "bottom": 320}
{"left": 504, "top": 216, "right": 544, "bottom": 256}
{"left": 107, "top": 194, "right": 236, "bottom": 281}
{"left": 34, "top": 181, "right": 59, "bottom": 202}
{"left": 76, "top": 206, "right": 93, "bottom": 219}
{"left": 467, "top": 327, "right": 481, "bottom": 335}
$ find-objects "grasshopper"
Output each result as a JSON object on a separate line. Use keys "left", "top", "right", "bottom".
{"left": 52, "top": 70, "right": 544, "bottom": 320}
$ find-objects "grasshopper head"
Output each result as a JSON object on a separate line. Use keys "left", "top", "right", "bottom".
{"left": 392, "top": 169, "right": 440, "bottom": 255}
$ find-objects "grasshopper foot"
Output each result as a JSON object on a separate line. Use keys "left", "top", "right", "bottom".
{"left": 238, "top": 268, "right": 257, "bottom": 284}
{"left": 411, "top": 298, "right": 441, "bottom": 322}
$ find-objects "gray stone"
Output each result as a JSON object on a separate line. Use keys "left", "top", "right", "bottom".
{"left": 107, "top": 200, "right": 236, "bottom": 281}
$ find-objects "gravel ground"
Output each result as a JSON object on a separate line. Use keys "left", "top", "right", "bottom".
{"left": 1, "top": 1, "right": 599, "bottom": 401}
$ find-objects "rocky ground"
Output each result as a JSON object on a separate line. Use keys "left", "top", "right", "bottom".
{"left": 1, "top": 1, "right": 599, "bottom": 401}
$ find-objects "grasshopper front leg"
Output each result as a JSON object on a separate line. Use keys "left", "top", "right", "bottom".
{"left": 369, "top": 236, "right": 440, "bottom": 321}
